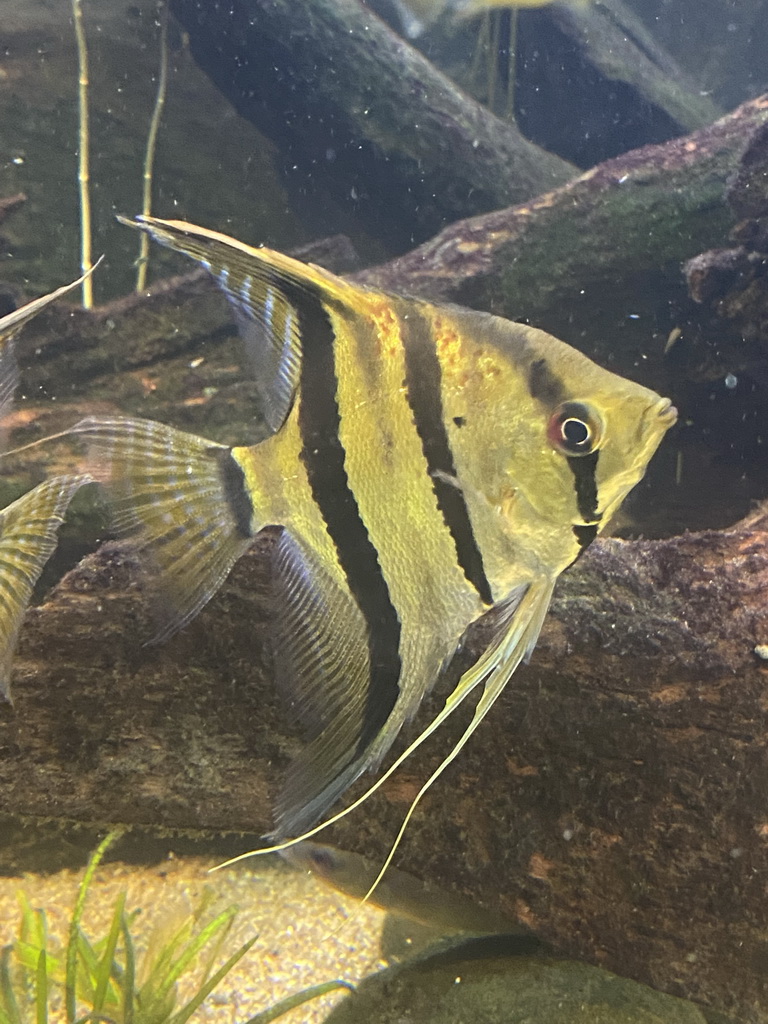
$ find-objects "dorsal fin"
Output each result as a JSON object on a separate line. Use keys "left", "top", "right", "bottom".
{"left": 0, "top": 332, "right": 19, "bottom": 428}
{"left": 0, "top": 268, "right": 97, "bottom": 425}
{"left": 120, "top": 216, "right": 355, "bottom": 434}
{"left": 0, "top": 269, "right": 99, "bottom": 697}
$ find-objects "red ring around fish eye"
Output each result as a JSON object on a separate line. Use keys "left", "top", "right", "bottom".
{"left": 547, "top": 401, "right": 602, "bottom": 456}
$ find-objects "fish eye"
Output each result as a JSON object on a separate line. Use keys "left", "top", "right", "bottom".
{"left": 547, "top": 401, "right": 603, "bottom": 456}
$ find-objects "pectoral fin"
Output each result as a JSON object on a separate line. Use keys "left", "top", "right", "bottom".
{"left": 74, "top": 416, "right": 254, "bottom": 643}
{"left": 119, "top": 216, "right": 348, "bottom": 435}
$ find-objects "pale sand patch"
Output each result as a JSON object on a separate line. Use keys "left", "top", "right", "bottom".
{"left": 0, "top": 853, "right": 387, "bottom": 1023}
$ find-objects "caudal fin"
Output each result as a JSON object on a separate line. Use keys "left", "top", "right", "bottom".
{"left": 0, "top": 474, "right": 92, "bottom": 700}
{"left": 73, "top": 416, "right": 255, "bottom": 643}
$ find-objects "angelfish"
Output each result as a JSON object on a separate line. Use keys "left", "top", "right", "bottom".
{"left": 389, "top": 0, "right": 589, "bottom": 39}
{"left": 0, "top": 274, "right": 95, "bottom": 699}
{"left": 75, "top": 217, "right": 676, "bottom": 853}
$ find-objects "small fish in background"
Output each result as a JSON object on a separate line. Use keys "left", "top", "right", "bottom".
{"left": 70, "top": 216, "right": 675, "bottom": 869}
{"left": 385, "top": 0, "right": 587, "bottom": 38}
{"left": 0, "top": 274, "right": 95, "bottom": 700}
{"left": 283, "top": 840, "right": 522, "bottom": 939}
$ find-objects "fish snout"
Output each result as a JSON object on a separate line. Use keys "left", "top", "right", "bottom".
{"left": 655, "top": 396, "right": 678, "bottom": 428}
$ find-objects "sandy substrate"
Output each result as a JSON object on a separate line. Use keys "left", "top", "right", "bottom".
{"left": 0, "top": 853, "right": 388, "bottom": 1023}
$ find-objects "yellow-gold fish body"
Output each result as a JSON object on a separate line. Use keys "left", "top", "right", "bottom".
{"left": 73, "top": 217, "right": 675, "bottom": 844}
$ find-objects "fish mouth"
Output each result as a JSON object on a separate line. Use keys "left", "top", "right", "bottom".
{"left": 654, "top": 396, "right": 678, "bottom": 428}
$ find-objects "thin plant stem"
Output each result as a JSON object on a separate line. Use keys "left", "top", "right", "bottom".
{"left": 470, "top": 11, "right": 491, "bottom": 93}
{"left": 487, "top": 10, "right": 501, "bottom": 114}
{"left": 504, "top": 8, "right": 518, "bottom": 123}
{"left": 136, "top": 1, "right": 170, "bottom": 292}
{"left": 72, "top": 0, "right": 93, "bottom": 309}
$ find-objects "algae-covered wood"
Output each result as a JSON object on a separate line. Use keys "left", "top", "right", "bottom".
{"left": 356, "top": 95, "right": 768, "bottom": 375}
{"left": 406, "top": 0, "right": 719, "bottom": 167}
{"left": 6, "top": 98, "right": 766, "bottom": 428}
{"left": 1, "top": 508, "right": 767, "bottom": 1021}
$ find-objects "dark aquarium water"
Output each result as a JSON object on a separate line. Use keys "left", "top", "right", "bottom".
{"left": 0, "top": 1, "right": 766, "bottom": 1022}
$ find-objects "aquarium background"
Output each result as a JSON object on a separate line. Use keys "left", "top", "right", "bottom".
{"left": 0, "top": 1, "right": 766, "bottom": 1022}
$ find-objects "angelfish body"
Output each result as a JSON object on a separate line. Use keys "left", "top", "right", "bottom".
{"left": 80, "top": 217, "right": 676, "bottom": 839}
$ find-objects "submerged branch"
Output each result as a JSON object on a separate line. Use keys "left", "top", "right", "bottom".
{"left": 0, "top": 508, "right": 767, "bottom": 1021}
{"left": 356, "top": 94, "right": 768, "bottom": 364}
{"left": 168, "top": 0, "right": 576, "bottom": 252}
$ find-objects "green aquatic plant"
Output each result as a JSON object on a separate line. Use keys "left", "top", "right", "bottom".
{"left": 0, "top": 832, "right": 352, "bottom": 1024}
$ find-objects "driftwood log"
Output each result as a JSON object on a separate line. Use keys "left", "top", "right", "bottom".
{"left": 0, "top": 505, "right": 767, "bottom": 1022}
{"left": 403, "top": 0, "right": 719, "bottom": 167}
{"left": 167, "top": 0, "right": 575, "bottom": 252}
{"left": 0, "top": 193, "right": 25, "bottom": 227}
{"left": 5, "top": 98, "right": 765, "bottom": 413}
{"left": 680, "top": 120, "right": 768, "bottom": 383}
{"left": 354, "top": 94, "right": 768, "bottom": 377}
{"left": 512, "top": 0, "right": 719, "bottom": 163}
{"left": 14, "top": 95, "right": 764, "bottom": 439}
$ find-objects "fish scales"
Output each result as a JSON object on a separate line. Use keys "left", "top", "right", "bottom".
{"left": 283, "top": 280, "right": 405, "bottom": 810}
{"left": 315, "top": 295, "right": 484, "bottom": 750}
{"left": 232, "top": 282, "right": 486, "bottom": 830}
{"left": 65, "top": 216, "right": 675, "bottom": 851}
{"left": 400, "top": 305, "right": 494, "bottom": 605}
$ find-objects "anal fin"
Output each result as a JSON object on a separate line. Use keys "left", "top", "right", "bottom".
{"left": 269, "top": 530, "right": 386, "bottom": 838}
{"left": 74, "top": 416, "right": 255, "bottom": 643}
{"left": 215, "top": 577, "right": 556, "bottom": 881}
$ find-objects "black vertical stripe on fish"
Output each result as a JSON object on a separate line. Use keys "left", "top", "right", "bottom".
{"left": 572, "top": 523, "right": 599, "bottom": 552}
{"left": 214, "top": 448, "right": 255, "bottom": 539}
{"left": 567, "top": 451, "right": 601, "bottom": 523}
{"left": 528, "top": 357, "right": 565, "bottom": 406}
{"left": 288, "top": 279, "right": 402, "bottom": 758}
{"left": 402, "top": 311, "right": 494, "bottom": 606}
